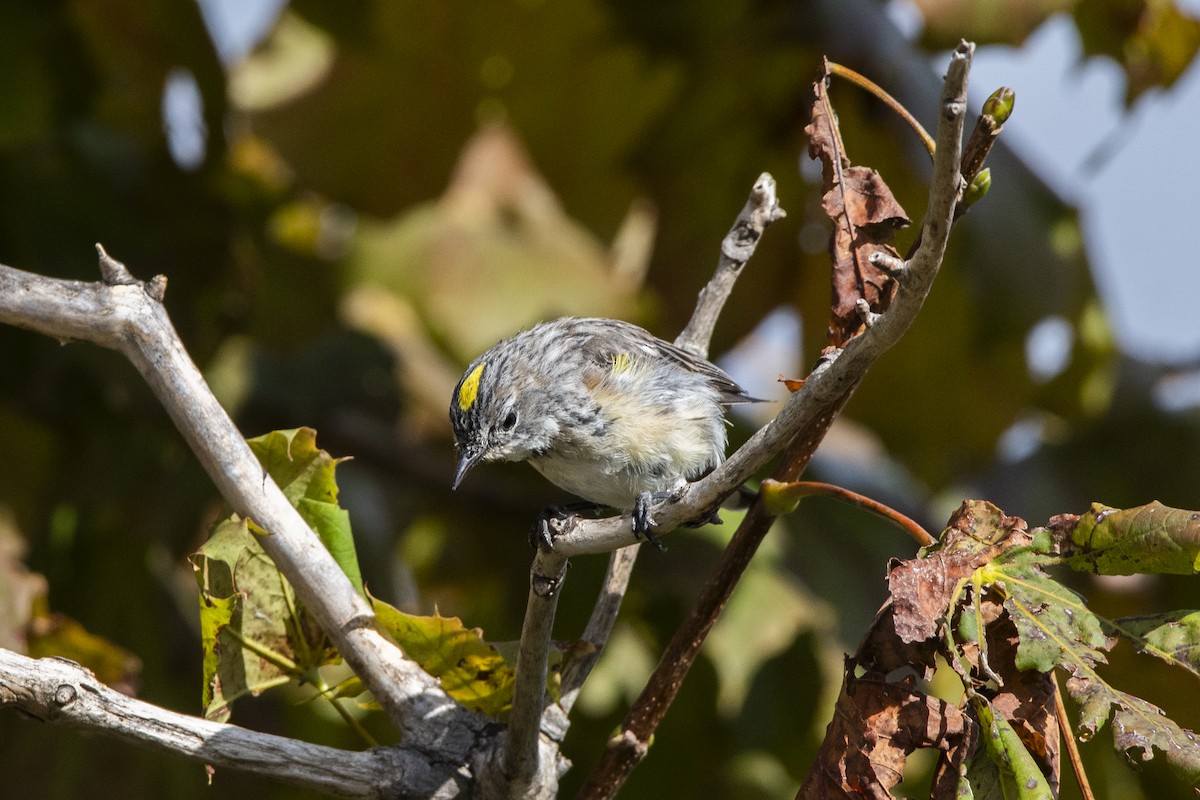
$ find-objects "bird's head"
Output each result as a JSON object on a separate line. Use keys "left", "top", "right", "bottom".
{"left": 448, "top": 357, "right": 557, "bottom": 489}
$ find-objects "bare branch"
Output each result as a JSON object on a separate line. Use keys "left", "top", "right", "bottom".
{"left": 575, "top": 41, "right": 976, "bottom": 799}
{"left": 0, "top": 253, "right": 485, "bottom": 755}
{"left": 0, "top": 650, "right": 465, "bottom": 798}
{"left": 503, "top": 550, "right": 570, "bottom": 797}
{"left": 675, "top": 172, "right": 785, "bottom": 358}
{"left": 558, "top": 544, "right": 639, "bottom": 714}
{"left": 556, "top": 174, "right": 785, "bottom": 709}
{"left": 549, "top": 44, "right": 973, "bottom": 557}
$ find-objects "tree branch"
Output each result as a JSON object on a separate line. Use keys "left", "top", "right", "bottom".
{"left": 575, "top": 41, "right": 975, "bottom": 799}
{"left": 503, "top": 550, "right": 571, "bottom": 797}
{"left": 675, "top": 172, "right": 786, "bottom": 357}
{"left": 501, "top": 174, "right": 786, "bottom": 796}
{"left": 0, "top": 650, "right": 467, "bottom": 798}
{"left": 557, "top": 544, "right": 639, "bottom": 714}
{"left": 0, "top": 248, "right": 485, "bottom": 757}
{"left": 547, "top": 46, "right": 970, "bottom": 558}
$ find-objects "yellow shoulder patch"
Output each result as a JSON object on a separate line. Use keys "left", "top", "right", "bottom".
{"left": 457, "top": 363, "right": 486, "bottom": 411}
{"left": 609, "top": 352, "right": 634, "bottom": 375}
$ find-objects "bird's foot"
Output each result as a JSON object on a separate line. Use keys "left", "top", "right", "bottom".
{"left": 631, "top": 491, "right": 671, "bottom": 552}
{"left": 529, "top": 502, "right": 605, "bottom": 550}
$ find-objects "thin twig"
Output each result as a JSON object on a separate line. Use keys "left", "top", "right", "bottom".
{"left": 1054, "top": 671, "right": 1096, "bottom": 800}
{"left": 574, "top": 41, "right": 975, "bottom": 799}
{"left": 959, "top": 87, "right": 1011, "bottom": 191}
{"left": 558, "top": 174, "right": 784, "bottom": 715}
{"left": 558, "top": 545, "right": 640, "bottom": 714}
{"left": 828, "top": 61, "right": 936, "bottom": 157}
{"left": 905, "top": 86, "right": 1008, "bottom": 257}
{"left": 675, "top": 172, "right": 786, "bottom": 357}
{"left": 763, "top": 479, "right": 936, "bottom": 547}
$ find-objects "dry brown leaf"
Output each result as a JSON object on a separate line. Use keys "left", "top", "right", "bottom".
{"left": 799, "top": 501, "right": 1056, "bottom": 797}
{"left": 797, "top": 605, "right": 964, "bottom": 799}
{"left": 805, "top": 62, "right": 910, "bottom": 348}
{"left": 981, "top": 614, "right": 1061, "bottom": 791}
{"left": 888, "top": 501, "right": 1028, "bottom": 644}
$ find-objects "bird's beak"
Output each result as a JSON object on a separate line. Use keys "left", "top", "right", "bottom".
{"left": 452, "top": 448, "right": 484, "bottom": 490}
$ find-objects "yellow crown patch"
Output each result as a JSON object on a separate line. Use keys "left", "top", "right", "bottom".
{"left": 457, "top": 362, "right": 486, "bottom": 411}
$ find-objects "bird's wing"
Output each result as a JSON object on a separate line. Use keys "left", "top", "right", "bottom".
{"left": 577, "top": 319, "right": 758, "bottom": 406}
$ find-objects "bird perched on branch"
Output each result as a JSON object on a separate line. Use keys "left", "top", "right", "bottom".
{"left": 449, "top": 317, "right": 755, "bottom": 550}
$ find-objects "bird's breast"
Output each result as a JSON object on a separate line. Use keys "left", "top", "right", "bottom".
{"left": 529, "top": 392, "right": 726, "bottom": 509}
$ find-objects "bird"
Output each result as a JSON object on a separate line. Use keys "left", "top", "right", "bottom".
{"left": 448, "top": 317, "right": 755, "bottom": 549}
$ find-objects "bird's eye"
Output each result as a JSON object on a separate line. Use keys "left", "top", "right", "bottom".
{"left": 500, "top": 409, "right": 518, "bottom": 431}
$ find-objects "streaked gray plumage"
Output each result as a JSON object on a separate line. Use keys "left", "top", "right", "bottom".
{"left": 449, "top": 317, "right": 754, "bottom": 544}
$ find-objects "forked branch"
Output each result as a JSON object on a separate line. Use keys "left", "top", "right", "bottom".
{"left": 0, "top": 247, "right": 490, "bottom": 788}
{"left": 575, "top": 40, "right": 976, "bottom": 799}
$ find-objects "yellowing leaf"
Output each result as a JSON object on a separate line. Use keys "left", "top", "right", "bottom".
{"left": 372, "top": 596, "right": 516, "bottom": 720}
{"left": 1113, "top": 609, "right": 1200, "bottom": 678}
{"left": 984, "top": 556, "right": 1114, "bottom": 675}
{"left": 190, "top": 517, "right": 337, "bottom": 722}
{"left": 197, "top": 592, "right": 236, "bottom": 716}
{"left": 1065, "top": 675, "right": 1200, "bottom": 786}
{"left": 1058, "top": 501, "right": 1200, "bottom": 576}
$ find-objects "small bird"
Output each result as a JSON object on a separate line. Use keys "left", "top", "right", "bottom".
{"left": 449, "top": 317, "right": 755, "bottom": 549}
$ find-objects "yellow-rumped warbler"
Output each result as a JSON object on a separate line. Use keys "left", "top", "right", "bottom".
{"left": 449, "top": 317, "right": 755, "bottom": 549}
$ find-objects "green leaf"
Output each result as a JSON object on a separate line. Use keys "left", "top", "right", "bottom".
{"left": 976, "top": 525, "right": 1200, "bottom": 789}
{"left": 247, "top": 428, "right": 334, "bottom": 506}
{"left": 1065, "top": 675, "right": 1200, "bottom": 787}
{"left": 190, "top": 517, "right": 338, "bottom": 722}
{"left": 372, "top": 595, "right": 516, "bottom": 720}
{"left": 960, "top": 744, "right": 998, "bottom": 800}
{"left": 246, "top": 427, "right": 364, "bottom": 594}
{"left": 196, "top": 592, "right": 236, "bottom": 716}
{"left": 189, "top": 428, "right": 365, "bottom": 721}
{"left": 296, "top": 497, "right": 361, "bottom": 593}
{"left": 971, "top": 694, "right": 1055, "bottom": 800}
{"left": 1112, "top": 610, "right": 1200, "bottom": 678}
{"left": 981, "top": 555, "right": 1113, "bottom": 675}
{"left": 1064, "top": 501, "right": 1200, "bottom": 576}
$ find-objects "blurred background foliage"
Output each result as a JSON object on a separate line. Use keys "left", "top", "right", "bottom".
{"left": 1, "top": 0, "right": 1198, "bottom": 798}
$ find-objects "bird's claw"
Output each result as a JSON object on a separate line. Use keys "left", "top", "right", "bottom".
{"left": 529, "top": 506, "right": 570, "bottom": 550}
{"left": 632, "top": 492, "right": 668, "bottom": 552}
{"left": 529, "top": 502, "right": 600, "bottom": 550}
